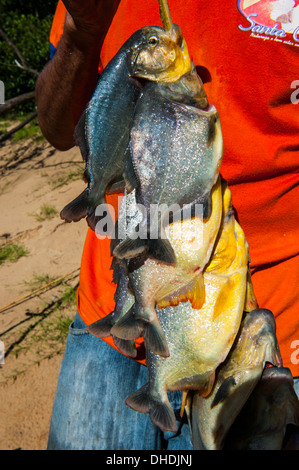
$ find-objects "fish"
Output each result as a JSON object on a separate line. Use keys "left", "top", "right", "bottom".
{"left": 223, "top": 367, "right": 299, "bottom": 450}
{"left": 186, "top": 308, "right": 283, "bottom": 450}
{"left": 60, "top": 21, "right": 192, "bottom": 230}
{"left": 124, "top": 180, "right": 251, "bottom": 432}
{"left": 86, "top": 259, "right": 136, "bottom": 358}
{"left": 113, "top": 65, "right": 222, "bottom": 266}
{"left": 89, "top": 176, "right": 223, "bottom": 357}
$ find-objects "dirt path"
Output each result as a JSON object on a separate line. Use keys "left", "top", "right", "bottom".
{"left": 0, "top": 129, "right": 88, "bottom": 450}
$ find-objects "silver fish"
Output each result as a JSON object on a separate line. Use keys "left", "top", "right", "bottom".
{"left": 60, "top": 24, "right": 192, "bottom": 230}
{"left": 123, "top": 181, "right": 250, "bottom": 431}
{"left": 108, "top": 177, "right": 223, "bottom": 357}
{"left": 113, "top": 66, "right": 222, "bottom": 266}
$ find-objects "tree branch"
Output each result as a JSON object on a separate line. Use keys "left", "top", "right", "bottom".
{"left": 0, "top": 27, "right": 39, "bottom": 76}
{"left": 0, "top": 91, "right": 36, "bottom": 116}
{"left": 0, "top": 111, "right": 37, "bottom": 143}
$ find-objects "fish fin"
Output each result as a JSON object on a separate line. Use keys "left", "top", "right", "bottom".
{"left": 74, "top": 110, "right": 89, "bottom": 161}
{"left": 150, "top": 398, "right": 178, "bottom": 433}
{"left": 148, "top": 237, "right": 176, "bottom": 266}
{"left": 60, "top": 188, "right": 89, "bottom": 223}
{"left": 157, "top": 274, "right": 205, "bottom": 310}
{"left": 180, "top": 391, "right": 188, "bottom": 418}
{"left": 112, "top": 336, "right": 137, "bottom": 358}
{"left": 85, "top": 192, "right": 110, "bottom": 231}
{"left": 211, "top": 376, "right": 237, "bottom": 408}
{"left": 126, "top": 384, "right": 178, "bottom": 433}
{"left": 86, "top": 212, "right": 100, "bottom": 231}
{"left": 113, "top": 237, "right": 148, "bottom": 260}
{"left": 143, "top": 317, "right": 170, "bottom": 358}
{"left": 201, "top": 192, "right": 213, "bottom": 220}
{"left": 123, "top": 145, "right": 138, "bottom": 193}
{"left": 110, "top": 305, "right": 143, "bottom": 340}
{"left": 125, "top": 383, "right": 151, "bottom": 413}
{"left": 244, "top": 267, "right": 259, "bottom": 312}
{"left": 86, "top": 314, "right": 114, "bottom": 338}
{"left": 190, "top": 274, "right": 206, "bottom": 309}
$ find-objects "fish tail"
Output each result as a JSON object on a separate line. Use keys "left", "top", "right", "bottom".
{"left": 86, "top": 314, "right": 114, "bottom": 338}
{"left": 148, "top": 237, "right": 176, "bottom": 266}
{"left": 125, "top": 383, "right": 151, "bottom": 413}
{"left": 112, "top": 335, "right": 137, "bottom": 358}
{"left": 126, "top": 384, "right": 178, "bottom": 433}
{"left": 110, "top": 305, "right": 143, "bottom": 340}
{"left": 142, "top": 317, "right": 170, "bottom": 358}
{"left": 113, "top": 237, "right": 148, "bottom": 260}
{"left": 60, "top": 188, "right": 89, "bottom": 223}
{"left": 150, "top": 399, "right": 178, "bottom": 433}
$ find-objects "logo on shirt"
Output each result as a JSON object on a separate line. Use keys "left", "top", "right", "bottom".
{"left": 238, "top": 0, "right": 299, "bottom": 46}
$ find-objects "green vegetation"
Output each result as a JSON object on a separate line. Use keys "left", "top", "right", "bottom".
{"left": 49, "top": 165, "right": 84, "bottom": 189}
{"left": 61, "top": 285, "right": 77, "bottom": 306}
{"left": 24, "top": 272, "right": 57, "bottom": 291}
{"left": 30, "top": 313, "right": 73, "bottom": 351}
{"left": 0, "top": 1, "right": 57, "bottom": 112}
{"left": 12, "top": 116, "right": 44, "bottom": 141}
{"left": 0, "top": 243, "right": 28, "bottom": 264}
{"left": 33, "top": 203, "right": 58, "bottom": 221}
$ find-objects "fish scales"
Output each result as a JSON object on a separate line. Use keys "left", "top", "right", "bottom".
{"left": 125, "top": 181, "right": 251, "bottom": 432}
{"left": 109, "top": 178, "right": 223, "bottom": 358}
{"left": 60, "top": 24, "right": 192, "bottom": 229}
{"left": 114, "top": 67, "right": 222, "bottom": 265}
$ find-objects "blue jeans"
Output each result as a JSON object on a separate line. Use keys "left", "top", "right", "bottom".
{"left": 47, "top": 312, "right": 192, "bottom": 450}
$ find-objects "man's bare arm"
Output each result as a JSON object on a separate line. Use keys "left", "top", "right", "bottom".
{"left": 35, "top": 1, "right": 121, "bottom": 150}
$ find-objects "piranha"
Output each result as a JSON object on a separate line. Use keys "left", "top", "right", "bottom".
{"left": 87, "top": 172, "right": 223, "bottom": 358}
{"left": 223, "top": 367, "right": 299, "bottom": 450}
{"left": 87, "top": 258, "right": 137, "bottom": 358}
{"left": 60, "top": 18, "right": 192, "bottom": 230}
{"left": 187, "top": 308, "right": 283, "bottom": 450}
{"left": 113, "top": 65, "right": 221, "bottom": 266}
{"left": 108, "top": 177, "right": 223, "bottom": 358}
{"left": 123, "top": 180, "right": 251, "bottom": 431}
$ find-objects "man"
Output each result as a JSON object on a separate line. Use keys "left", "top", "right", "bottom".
{"left": 36, "top": 0, "right": 299, "bottom": 450}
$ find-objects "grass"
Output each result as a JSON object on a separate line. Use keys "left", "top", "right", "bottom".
{"left": 30, "top": 313, "right": 73, "bottom": 353}
{"left": 0, "top": 114, "right": 44, "bottom": 142}
{"left": 2, "top": 282, "right": 78, "bottom": 378}
{"left": 60, "top": 285, "right": 77, "bottom": 306}
{"left": 33, "top": 203, "right": 58, "bottom": 222}
{"left": 24, "top": 273, "right": 57, "bottom": 291}
{"left": 49, "top": 165, "right": 84, "bottom": 189}
{"left": 12, "top": 118, "right": 44, "bottom": 143}
{"left": 0, "top": 121, "right": 9, "bottom": 134}
{"left": 0, "top": 243, "right": 29, "bottom": 265}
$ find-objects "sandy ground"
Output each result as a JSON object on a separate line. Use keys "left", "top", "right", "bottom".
{"left": 0, "top": 126, "right": 88, "bottom": 450}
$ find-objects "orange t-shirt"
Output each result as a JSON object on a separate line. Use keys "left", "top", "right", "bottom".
{"left": 50, "top": 0, "right": 299, "bottom": 375}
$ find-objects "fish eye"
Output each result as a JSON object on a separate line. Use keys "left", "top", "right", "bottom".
{"left": 148, "top": 36, "right": 159, "bottom": 46}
